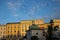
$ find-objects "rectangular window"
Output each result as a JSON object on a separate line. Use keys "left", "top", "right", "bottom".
{"left": 4, "top": 28, "right": 5, "bottom": 30}
{"left": 8, "top": 31, "right": 9, "bottom": 33}
{"left": 1, "top": 28, "right": 2, "bottom": 30}
{"left": 8, "top": 27, "right": 9, "bottom": 29}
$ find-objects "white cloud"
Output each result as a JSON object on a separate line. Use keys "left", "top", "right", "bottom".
{"left": 28, "top": 2, "right": 48, "bottom": 15}
{"left": 13, "top": 13, "right": 19, "bottom": 17}
{"left": 8, "top": 2, "right": 16, "bottom": 10}
{"left": 7, "top": 0, "right": 25, "bottom": 11}
{"left": 28, "top": 4, "right": 40, "bottom": 15}
{"left": 28, "top": 6, "right": 36, "bottom": 15}
{"left": 7, "top": 0, "right": 25, "bottom": 17}
{"left": 7, "top": 1, "right": 23, "bottom": 11}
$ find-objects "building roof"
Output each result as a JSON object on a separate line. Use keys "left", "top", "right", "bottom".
{"left": 53, "top": 19, "right": 60, "bottom": 23}
{"left": 29, "top": 24, "right": 40, "bottom": 30}
{"left": 6, "top": 22, "right": 20, "bottom": 24}
{"left": 26, "top": 24, "right": 43, "bottom": 32}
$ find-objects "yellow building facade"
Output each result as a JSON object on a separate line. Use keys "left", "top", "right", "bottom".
{"left": 38, "top": 23, "right": 49, "bottom": 29}
{"left": 20, "top": 20, "right": 33, "bottom": 37}
{"left": 1, "top": 19, "right": 60, "bottom": 39}
{"left": 20, "top": 19, "right": 44, "bottom": 37}
{"left": 6, "top": 19, "right": 44, "bottom": 38}
{"left": 53, "top": 19, "right": 60, "bottom": 25}
{"left": 33, "top": 19, "right": 44, "bottom": 25}
{"left": 6, "top": 22, "right": 20, "bottom": 37}
{"left": 52, "top": 19, "right": 60, "bottom": 28}
{"left": 0, "top": 24, "right": 6, "bottom": 39}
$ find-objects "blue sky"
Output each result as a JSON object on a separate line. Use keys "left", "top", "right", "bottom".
{"left": 0, "top": 0, "right": 60, "bottom": 24}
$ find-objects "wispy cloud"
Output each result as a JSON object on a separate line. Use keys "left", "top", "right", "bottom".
{"left": 27, "top": 2, "right": 48, "bottom": 19}
{"left": 8, "top": 2, "right": 16, "bottom": 10}
{"left": 13, "top": 13, "right": 19, "bottom": 17}
{"left": 7, "top": 0, "right": 24, "bottom": 10}
{"left": 28, "top": 6, "right": 36, "bottom": 15}
{"left": 7, "top": 0, "right": 24, "bottom": 17}
{"left": 52, "top": 7, "right": 60, "bottom": 19}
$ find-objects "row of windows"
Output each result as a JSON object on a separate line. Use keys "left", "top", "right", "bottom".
{"left": 7, "top": 31, "right": 20, "bottom": 33}
{"left": 7, "top": 26, "right": 20, "bottom": 28}
{"left": 7, "top": 29, "right": 26, "bottom": 33}
{"left": 7, "top": 35, "right": 21, "bottom": 38}
{"left": 7, "top": 24, "right": 30, "bottom": 28}
{"left": 0, "top": 32, "right": 5, "bottom": 34}
{"left": 0, "top": 28, "right": 6, "bottom": 30}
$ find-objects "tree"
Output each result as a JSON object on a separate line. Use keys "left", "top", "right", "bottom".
{"left": 54, "top": 25, "right": 59, "bottom": 31}
{"left": 46, "top": 20, "right": 53, "bottom": 40}
{"left": 22, "top": 36, "right": 27, "bottom": 40}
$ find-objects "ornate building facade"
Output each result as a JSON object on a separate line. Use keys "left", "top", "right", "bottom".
{"left": 0, "top": 24, "right": 6, "bottom": 39}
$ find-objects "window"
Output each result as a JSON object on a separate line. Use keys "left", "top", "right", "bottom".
{"left": 22, "top": 29, "right": 24, "bottom": 32}
{"left": 8, "top": 31, "right": 9, "bottom": 33}
{"left": 0, "top": 32, "right": 2, "bottom": 34}
{"left": 1, "top": 28, "right": 2, "bottom": 30}
{"left": 8, "top": 27, "right": 9, "bottom": 29}
{"left": 4, "top": 28, "right": 5, "bottom": 30}
{"left": 10, "top": 35, "right": 12, "bottom": 38}
{"left": 8, "top": 35, "right": 9, "bottom": 38}
{"left": 14, "top": 35, "right": 16, "bottom": 38}
{"left": 36, "top": 33, "right": 38, "bottom": 35}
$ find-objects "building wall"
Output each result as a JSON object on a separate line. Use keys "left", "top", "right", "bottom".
{"left": 33, "top": 19, "right": 44, "bottom": 25}
{"left": 20, "top": 20, "right": 33, "bottom": 37}
{"left": 6, "top": 23, "right": 20, "bottom": 37}
{"left": 0, "top": 25, "right": 6, "bottom": 39}
{"left": 53, "top": 20, "right": 60, "bottom": 28}
{"left": 20, "top": 19, "right": 44, "bottom": 37}
{"left": 26, "top": 30, "right": 45, "bottom": 40}
{"left": 26, "top": 30, "right": 32, "bottom": 40}
{"left": 6, "top": 19, "right": 44, "bottom": 38}
{"left": 1, "top": 19, "right": 60, "bottom": 39}
{"left": 38, "top": 23, "right": 50, "bottom": 29}
{"left": 31, "top": 30, "right": 43, "bottom": 38}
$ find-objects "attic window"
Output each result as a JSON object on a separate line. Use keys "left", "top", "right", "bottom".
{"left": 36, "top": 33, "right": 38, "bottom": 35}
